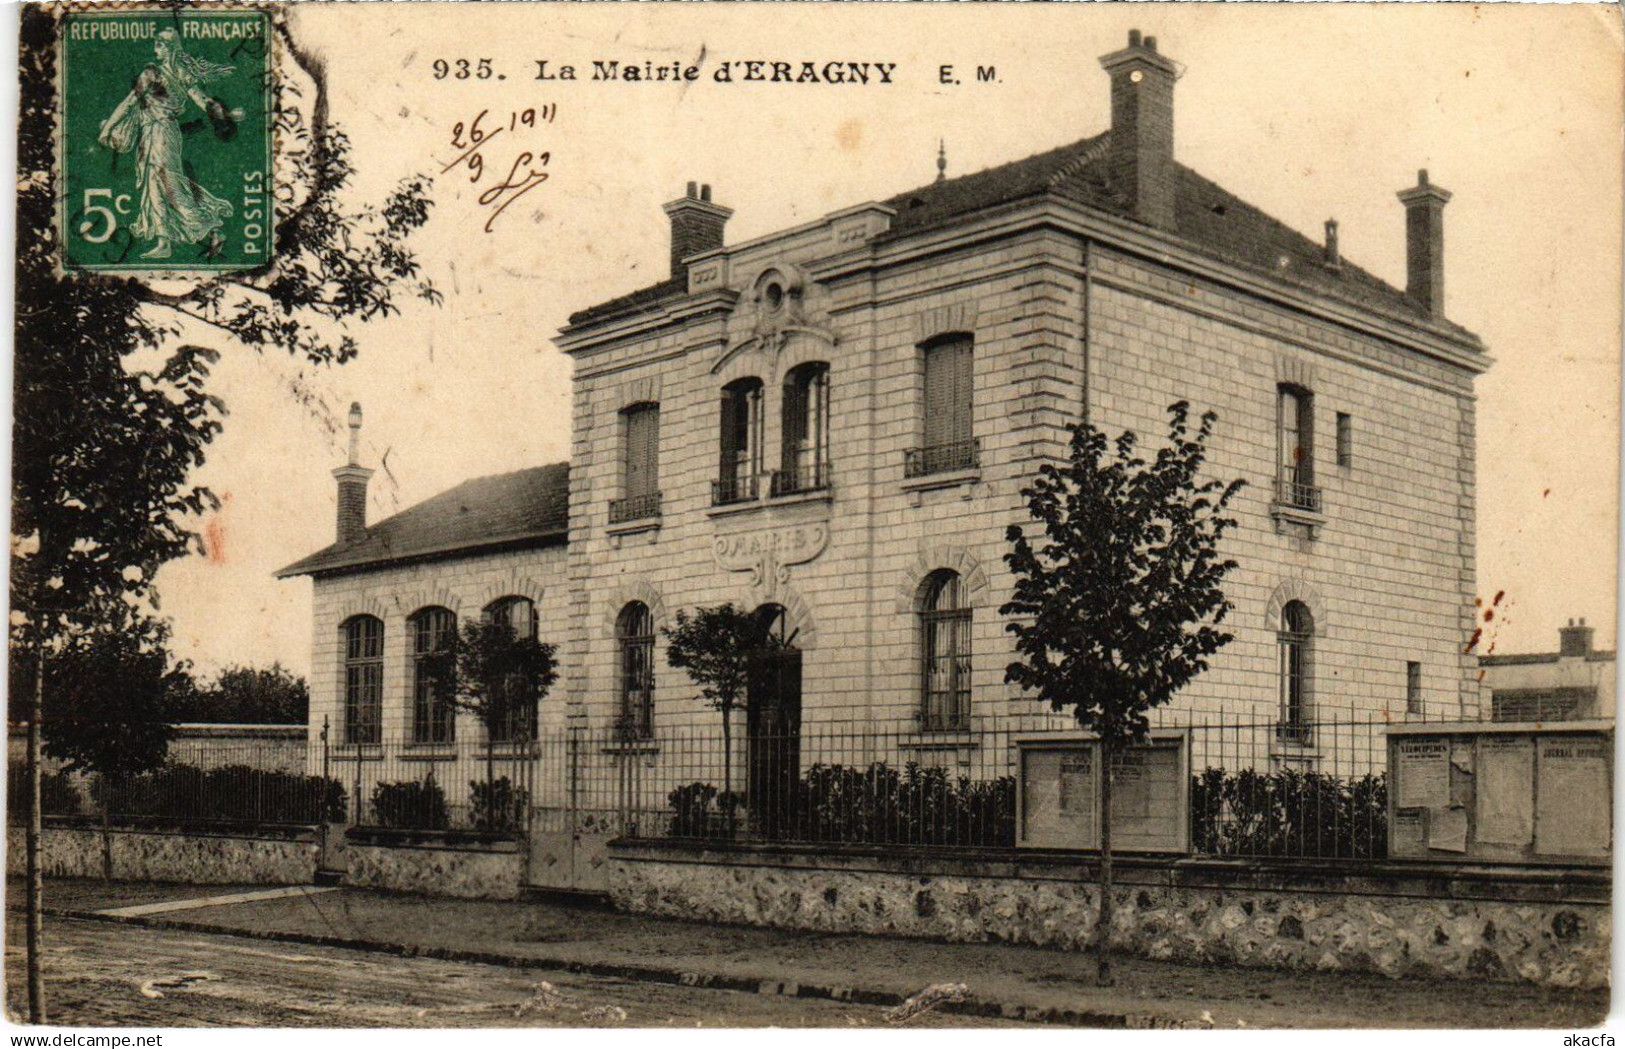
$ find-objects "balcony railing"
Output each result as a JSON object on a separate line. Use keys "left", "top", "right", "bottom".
{"left": 769, "top": 460, "right": 831, "bottom": 497}
{"left": 1275, "top": 719, "right": 1314, "bottom": 746}
{"left": 904, "top": 438, "right": 980, "bottom": 479}
{"left": 711, "top": 473, "right": 760, "bottom": 507}
{"left": 608, "top": 491, "right": 662, "bottom": 524}
{"left": 1275, "top": 473, "right": 1322, "bottom": 513}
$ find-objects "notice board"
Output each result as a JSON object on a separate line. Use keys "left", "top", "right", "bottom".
{"left": 1018, "top": 733, "right": 1188, "bottom": 853}
{"left": 1387, "top": 722, "right": 1611, "bottom": 866}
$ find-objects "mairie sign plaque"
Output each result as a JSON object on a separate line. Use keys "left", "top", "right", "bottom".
{"left": 713, "top": 523, "right": 828, "bottom": 597}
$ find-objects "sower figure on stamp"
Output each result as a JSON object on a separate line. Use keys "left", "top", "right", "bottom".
{"left": 98, "top": 27, "right": 240, "bottom": 260}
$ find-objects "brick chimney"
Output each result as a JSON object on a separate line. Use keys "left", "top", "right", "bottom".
{"left": 1396, "top": 169, "right": 1451, "bottom": 317}
{"left": 1559, "top": 618, "right": 1594, "bottom": 659}
{"left": 662, "top": 182, "right": 732, "bottom": 282}
{"left": 332, "top": 402, "right": 372, "bottom": 546}
{"left": 1100, "top": 29, "right": 1179, "bottom": 230}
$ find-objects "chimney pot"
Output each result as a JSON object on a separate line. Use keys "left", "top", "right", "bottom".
{"left": 1396, "top": 170, "right": 1452, "bottom": 318}
{"left": 1559, "top": 619, "right": 1595, "bottom": 659}
{"left": 1101, "top": 31, "right": 1179, "bottom": 230}
{"left": 1323, "top": 219, "right": 1341, "bottom": 268}
{"left": 663, "top": 184, "right": 734, "bottom": 282}
{"left": 332, "top": 402, "right": 373, "bottom": 546}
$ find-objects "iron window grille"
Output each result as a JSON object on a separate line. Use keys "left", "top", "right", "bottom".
{"left": 609, "top": 491, "right": 663, "bottom": 523}
{"left": 904, "top": 438, "right": 980, "bottom": 479}
{"left": 920, "top": 571, "right": 972, "bottom": 731}
{"left": 1277, "top": 601, "right": 1313, "bottom": 745}
{"left": 617, "top": 602, "right": 655, "bottom": 740}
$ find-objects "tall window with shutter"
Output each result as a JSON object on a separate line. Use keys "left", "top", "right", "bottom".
{"left": 612, "top": 403, "right": 660, "bottom": 522}
{"left": 910, "top": 335, "right": 976, "bottom": 477}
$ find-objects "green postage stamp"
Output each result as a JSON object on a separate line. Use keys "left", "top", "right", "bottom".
{"left": 59, "top": 7, "right": 273, "bottom": 274}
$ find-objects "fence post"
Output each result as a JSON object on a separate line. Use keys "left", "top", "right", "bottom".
{"left": 318, "top": 718, "right": 331, "bottom": 870}
{"left": 353, "top": 737, "right": 363, "bottom": 828}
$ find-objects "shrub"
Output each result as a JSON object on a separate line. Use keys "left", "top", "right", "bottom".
{"left": 7, "top": 765, "right": 84, "bottom": 820}
{"left": 1190, "top": 766, "right": 1386, "bottom": 860}
{"left": 91, "top": 763, "right": 346, "bottom": 825}
{"left": 370, "top": 773, "right": 449, "bottom": 830}
{"left": 469, "top": 775, "right": 529, "bottom": 834}
{"left": 667, "top": 762, "right": 1016, "bottom": 847}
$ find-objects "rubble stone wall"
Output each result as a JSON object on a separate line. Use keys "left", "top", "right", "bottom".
{"left": 7, "top": 825, "right": 316, "bottom": 885}
{"left": 342, "top": 838, "right": 524, "bottom": 899}
{"left": 608, "top": 844, "right": 1609, "bottom": 989}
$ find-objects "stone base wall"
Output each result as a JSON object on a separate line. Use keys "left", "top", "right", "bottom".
{"left": 608, "top": 844, "right": 1610, "bottom": 989}
{"left": 7, "top": 825, "right": 317, "bottom": 885}
{"left": 343, "top": 838, "right": 523, "bottom": 899}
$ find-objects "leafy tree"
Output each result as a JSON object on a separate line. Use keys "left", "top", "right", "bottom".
{"left": 424, "top": 619, "right": 558, "bottom": 829}
{"left": 37, "top": 619, "right": 182, "bottom": 879}
{"left": 13, "top": 8, "right": 437, "bottom": 1018}
{"left": 663, "top": 604, "right": 786, "bottom": 833}
{"left": 1001, "top": 402, "right": 1244, "bottom": 985}
{"left": 169, "top": 662, "right": 310, "bottom": 724}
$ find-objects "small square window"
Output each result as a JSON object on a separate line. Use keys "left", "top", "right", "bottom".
{"left": 1406, "top": 661, "right": 1423, "bottom": 716}
{"left": 1335, "top": 412, "right": 1353, "bottom": 468}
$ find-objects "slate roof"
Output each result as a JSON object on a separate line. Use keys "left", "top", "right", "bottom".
{"left": 276, "top": 463, "right": 569, "bottom": 578}
{"left": 567, "top": 131, "right": 1481, "bottom": 344}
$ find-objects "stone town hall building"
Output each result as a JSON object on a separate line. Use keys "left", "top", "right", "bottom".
{"left": 280, "top": 33, "right": 1489, "bottom": 787}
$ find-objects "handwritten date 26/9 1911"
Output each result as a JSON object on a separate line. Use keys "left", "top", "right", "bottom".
{"left": 441, "top": 105, "right": 556, "bottom": 233}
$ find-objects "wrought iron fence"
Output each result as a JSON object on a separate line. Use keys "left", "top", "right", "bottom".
{"left": 13, "top": 709, "right": 1564, "bottom": 865}
{"left": 9, "top": 736, "right": 341, "bottom": 828}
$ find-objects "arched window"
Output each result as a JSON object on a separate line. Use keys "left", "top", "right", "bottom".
{"left": 484, "top": 597, "right": 538, "bottom": 743}
{"left": 342, "top": 616, "right": 384, "bottom": 746}
{"left": 1278, "top": 601, "right": 1313, "bottom": 743}
{"left": 775, "top": 362, "right": 830, "bottom": 495}
{"left": 409, "top": 607, "right": 457, "bottom": 744}
{"left": 715, "top": 378, "right": 764, "bottom": 505}
{"left": 616, "top": 602, "right": 655, "bottom": 739}
{"left": 920, "top": 570, "right": 971, "bottom": 731}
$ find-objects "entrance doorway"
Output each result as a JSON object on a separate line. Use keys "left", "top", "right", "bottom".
{"left": 746, "top": 604, "right": 801, "bottom": 839}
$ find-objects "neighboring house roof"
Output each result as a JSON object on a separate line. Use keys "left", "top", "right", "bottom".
{"left": 568, "top": 131, "right": 1482, "bottom": 344}
{"left": 1479, "top": 650, "right": 1617, "bottom": 667}
{"left": 275, "top": 463, "right": 569, "bottom": 579}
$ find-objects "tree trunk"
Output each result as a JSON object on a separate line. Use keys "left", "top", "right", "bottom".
{"left": 26, "top": 627, "right": 47, "bottom": 1022}
{"left": 1095, "top": 739, "right": 1115, "bottom": 987}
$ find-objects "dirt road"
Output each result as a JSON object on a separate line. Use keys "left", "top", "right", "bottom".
{"left": 5, "top": 916, "right": 1027, "bottom": 1028}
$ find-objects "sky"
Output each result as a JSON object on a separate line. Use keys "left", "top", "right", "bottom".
{"left": 143, "top": 2, "right": 1623, "bottom": 679}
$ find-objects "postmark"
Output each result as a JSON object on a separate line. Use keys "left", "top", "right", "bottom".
{"left": 59, "top": 7, "right": 273, "bottom": 274}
